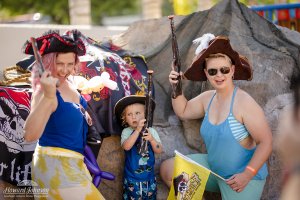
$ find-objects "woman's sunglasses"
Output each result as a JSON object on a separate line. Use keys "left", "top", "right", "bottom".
{"left": 207, "top": 66, "right": 231, "bottom": 76}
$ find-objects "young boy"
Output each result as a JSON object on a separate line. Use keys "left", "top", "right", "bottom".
{"left": 114, "top": 95, "right": 163, "bottom": 199}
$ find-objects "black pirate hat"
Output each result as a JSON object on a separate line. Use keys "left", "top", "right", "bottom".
{"left": 23, "top": 29, "right": 86, "bottom": 56}
{"left": 184, "top": 35, "right": 252, "bottom": 81}
{"left": 114, "top": 95, "right": 156, "bottom": 127}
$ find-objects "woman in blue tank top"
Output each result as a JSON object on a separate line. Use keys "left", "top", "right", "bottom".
{"left": 23, "top": 30, "right": 105, "bottom": 199}
{"left": 160, "top": 34, "right": 272, "bottom": 200}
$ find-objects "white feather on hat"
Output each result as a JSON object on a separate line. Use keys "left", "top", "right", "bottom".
{"left": 193, "top": 33, "right": 215, "bottom": 55}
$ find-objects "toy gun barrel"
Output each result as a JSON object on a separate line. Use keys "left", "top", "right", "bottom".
{"left": 30, "top": 37, "right": 45, "bottom": 77}
{"left": 168, "top": 15, "right": 182, "bottom": 99}
{"left": 138, "top": 70, "right": 154, "bottom": 156}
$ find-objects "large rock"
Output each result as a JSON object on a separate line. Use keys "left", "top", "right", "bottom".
{"left": 98, "top": 0, "right": 300, "bottom": 199}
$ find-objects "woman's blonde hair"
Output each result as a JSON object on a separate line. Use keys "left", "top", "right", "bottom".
{"left": 204, "top": 53, "right": 232, "bottom": 68}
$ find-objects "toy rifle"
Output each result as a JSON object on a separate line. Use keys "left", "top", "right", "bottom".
{"left": 168, "top": 15, "right": 182, "bottom": 99}
{"left": 30, "top": 37, "right": 45, "bottom": 77}
{"left": 137, "top": 70, "right": 154, "bottom": 156}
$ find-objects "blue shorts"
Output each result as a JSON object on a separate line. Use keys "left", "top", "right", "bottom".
{"left": 123, "top": 177, "right": 157, "bottom": 200}
{"left": 188, "top": 154, "right": 266, "bottom": 200}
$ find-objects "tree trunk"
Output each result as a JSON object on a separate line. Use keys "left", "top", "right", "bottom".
{"left": 142, "top": 0, "right": 162, "bottom": 19}
{"left": 68, "top": 0, "right": 91, "bottom": 25}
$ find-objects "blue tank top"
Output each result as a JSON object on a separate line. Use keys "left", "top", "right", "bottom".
{"left": 39, "top": 91, "right": 88, "bottom": 154}
{"left": 200, "top": 87, "right": 268, "bottom": 180}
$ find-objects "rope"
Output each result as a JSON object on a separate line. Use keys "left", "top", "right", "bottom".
{"left": 0, "top": 65, "right": 31, "bottom": 86}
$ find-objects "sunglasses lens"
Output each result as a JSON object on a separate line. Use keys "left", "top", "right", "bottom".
{"left": 207, "top": 67, "right": 231, "bottom": 76}
{"left": 208, "top": 69, "right": 217, "bottom": 76}
{"left": 221, "top": 67, "right": 230, "bottom": 74}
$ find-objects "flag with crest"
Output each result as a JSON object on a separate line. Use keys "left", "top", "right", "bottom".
{"left": 168, "top": 151, "right": 224, "bottom": 200}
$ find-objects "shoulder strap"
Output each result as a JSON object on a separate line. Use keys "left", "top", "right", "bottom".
{"left": 79, "top": 95, "right": 87, "bottom": 109}
{"left": 206, "top": 92, "right": 216, "bottom": 113}
{"left": 55, "top": 90, "right": 63, "bottom": 103}
{"left": 229, "top": 87, "right": 238, "bottom": 113}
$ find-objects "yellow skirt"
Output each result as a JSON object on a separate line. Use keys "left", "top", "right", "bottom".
{"left": 32, "top": 145, "right": 105, "bottom": 200}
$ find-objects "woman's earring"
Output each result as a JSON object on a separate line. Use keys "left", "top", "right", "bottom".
{"left": 232, "top": 75, "right": 234, "bottom": 80}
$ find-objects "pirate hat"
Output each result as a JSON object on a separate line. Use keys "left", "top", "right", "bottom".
{"left": 114, "top": 95, "right": 156, "bottom": 127}
{"left": 184, "top": 34, "right": 252, "bottom": 81}
{"left": 23, "top": 29, "right": 86, "bottom": 56}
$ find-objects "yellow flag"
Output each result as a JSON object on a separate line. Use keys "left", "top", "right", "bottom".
{"left": 167, "top": 151, "right": 211, "bottom": 200}
{"left": 173, "top": 0, "right": 198, "bottom": 15}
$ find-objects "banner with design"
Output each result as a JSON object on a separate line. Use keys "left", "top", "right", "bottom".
{"left": 0, "top": 87, "right": 37, "bottom": 185}
{"left": 167, "top": 151, "right": 216, "bottom": 200}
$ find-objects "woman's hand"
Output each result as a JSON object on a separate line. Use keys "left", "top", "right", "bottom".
{"left": 24, "top": 71, "right": 58, "bottom": 142}
{"left": 169, "top": 62, "right": 182, "bottom": 84}
{"left": 226, "top": 171, "right": 252, "bottom": 193}
{"left": 169, "top": 70, "right": 180, "bottom": 84}
{"left": 40, "top": 71, "right": 58, "bottom": 99}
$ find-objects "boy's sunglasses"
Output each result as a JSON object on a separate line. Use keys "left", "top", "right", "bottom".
{"left": 207, "top": 67, "right": 231, "bottom": 76}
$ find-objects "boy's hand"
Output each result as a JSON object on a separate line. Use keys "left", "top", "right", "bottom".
{"left": 143, "top": 128, "right": 154, "bottom": 142}
{"left": 136, "top": 119, "right": 146, "bottom": 133}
